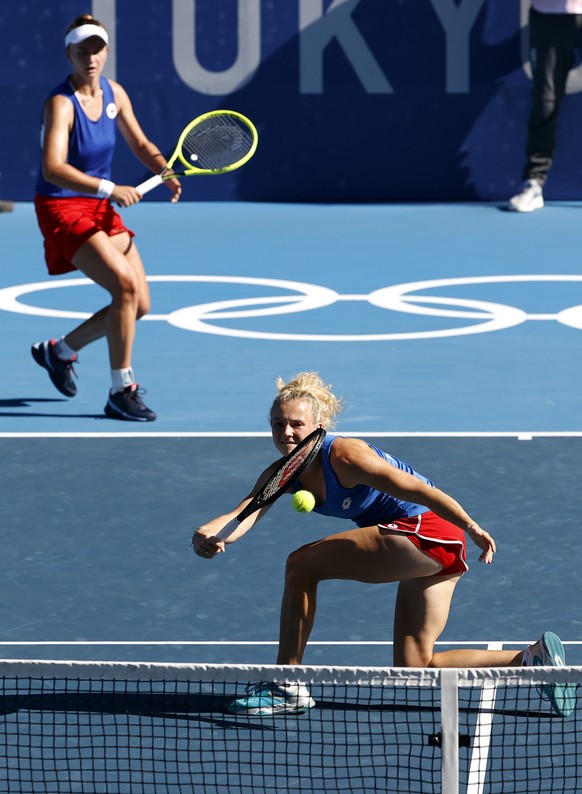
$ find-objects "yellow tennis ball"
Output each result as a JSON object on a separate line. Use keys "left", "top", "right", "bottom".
{"left": 292, "top": 490, "right": 316, "bottom": 513}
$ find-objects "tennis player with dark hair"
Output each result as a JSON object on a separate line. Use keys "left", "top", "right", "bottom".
{"left": 32, "top": 14, "right": 181, "bottom": 421}
{"left": 193, "top": 372, "right": 576, "bottom": 717}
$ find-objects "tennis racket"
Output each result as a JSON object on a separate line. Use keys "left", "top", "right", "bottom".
{"left": 136, "top": 110, "right": 258, "bottom": 195}
{"left": 214, "top": 428, "right": 326, "bottom": 542}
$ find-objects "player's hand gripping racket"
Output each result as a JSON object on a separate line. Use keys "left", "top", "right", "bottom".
{"left": 214, "top": 428, "right": 326, "bottom": 543}
{"left": 136, "top": 110, "right": 258, "bottom": 195}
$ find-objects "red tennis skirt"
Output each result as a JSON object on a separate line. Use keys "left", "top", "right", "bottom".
{"left": 34, "top": 194, "right": 135, "bottom": 275}
{"left": 379, "top": 511, "right": 468, "bottom": 576}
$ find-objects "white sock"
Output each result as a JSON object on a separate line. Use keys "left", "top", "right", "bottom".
{"left": 111, "top": 367, "right": 135, "bottom": 393}
{"left": 53, "top": 337, "right": 77, "bottom": 361}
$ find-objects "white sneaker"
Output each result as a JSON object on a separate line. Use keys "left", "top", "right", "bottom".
{"left": 227, "top": 681, "right": 315, "bottom": 716}
{"left": 508, "top": 179, "right": 544, "bottom": 212}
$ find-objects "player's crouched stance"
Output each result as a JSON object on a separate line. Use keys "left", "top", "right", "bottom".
{"left": 193, "top": 372, "right": 577, "bottom": 718}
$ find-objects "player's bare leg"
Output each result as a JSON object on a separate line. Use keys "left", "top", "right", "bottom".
{"left": 276, "top": 526, "right": 442, "bottom": 665}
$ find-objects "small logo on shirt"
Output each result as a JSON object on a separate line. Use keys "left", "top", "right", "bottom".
{"left": 106, "top": 103, "right": 118, "bottom": 119}
{"left": 341, "top": 498, "right": 352, "bottom": 510}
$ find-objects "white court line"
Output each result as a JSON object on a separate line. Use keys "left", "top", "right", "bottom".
{"left": 0, "top": 640, "right": 578, "bottom": 646}
{"left": 466, "top": 642, "right": 502, "bottom": 794}
{"left": 1, "top": 431, "right": 582, "bottom": 439}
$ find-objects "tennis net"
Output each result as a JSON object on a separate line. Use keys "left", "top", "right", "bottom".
{"left": 0, "top": 659, "right": 579, "bottom": 793}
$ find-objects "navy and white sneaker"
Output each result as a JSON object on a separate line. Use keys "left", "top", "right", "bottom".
{"left": 523, "top": 631, "right": 577, "bottom": 717}
{"left": 228, "top": 682, "right": 315, "bottom": 716}
{"left": 104, "top": 384, "right": 156, "bottom": 422}
{"left": 31, "top": 339, "right": 78, "bottom": 397}
{"left": 508, "top": 179, "right": 544, "bottom": 212}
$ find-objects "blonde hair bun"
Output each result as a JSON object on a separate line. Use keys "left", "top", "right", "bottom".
{"left": 271, "top": 371, "right": 344, "bottom": 430}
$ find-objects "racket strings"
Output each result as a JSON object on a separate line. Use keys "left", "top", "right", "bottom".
{"left": 181, "top": 116, "right": 254, "bottom": 171}
{"left": 260, "top": 441, "right": 318, "bottom": 501}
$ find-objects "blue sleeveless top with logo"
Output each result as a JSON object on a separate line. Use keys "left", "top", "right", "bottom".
{"left": 36, "top": 77, "right": 117, "bottom": 198}
{"left": 295, "top": 434, "right": 434, "bottom": 526}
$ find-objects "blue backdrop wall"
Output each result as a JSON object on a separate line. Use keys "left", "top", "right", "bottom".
{"left": 2, "top": 0, "right": 582, "bottom": 203}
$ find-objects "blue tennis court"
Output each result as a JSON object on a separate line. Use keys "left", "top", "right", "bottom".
{"left": 2, "top": 201, "right": 582, "bottom": 433}
{"left": 1, "top": 200, "right": 582, "bottom": 655}
{"left": 2, "top": 0, "right": 581, "bottom": 787}
{"left": 0, "top": 201, "right": 580, "bottom": 792}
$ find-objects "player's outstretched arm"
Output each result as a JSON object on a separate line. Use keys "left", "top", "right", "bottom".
{"left": 192, "top": 463, "right": 279, "bottom": 558}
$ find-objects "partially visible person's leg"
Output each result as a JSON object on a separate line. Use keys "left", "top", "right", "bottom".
{"left": 524, "top": 10, "right": 574, "bottom": 186}
{"left": 509, "top": 11, "right": 575, "bottom": 212}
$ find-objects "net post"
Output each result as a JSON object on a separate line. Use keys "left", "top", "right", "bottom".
{"left": 440, "top": 668, "right": 459, "bottom": 794}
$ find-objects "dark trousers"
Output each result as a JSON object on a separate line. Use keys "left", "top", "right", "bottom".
{"left": 524, "top": 9, "right": 582, "bottom": 185}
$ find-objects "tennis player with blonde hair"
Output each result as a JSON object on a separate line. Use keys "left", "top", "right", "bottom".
{"left": 193, "top": 372, "right": 575, "bottom": 717}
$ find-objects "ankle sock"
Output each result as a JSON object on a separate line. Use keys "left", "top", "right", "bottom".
{"left": 53, "top": 338, "right": 77, "bottom": 361}
{"left": 111, "top": 367, "right": 135, "bottom": 393}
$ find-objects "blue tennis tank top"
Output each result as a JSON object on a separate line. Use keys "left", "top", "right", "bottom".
{"left": 297, "top": 434, "right": 434, "bottom": 526}
{"left": 36, "top": 77, "right": 117, "bottom": 198}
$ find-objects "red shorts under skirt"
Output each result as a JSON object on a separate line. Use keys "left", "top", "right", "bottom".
{"left": 34, "top": 194, "right": 135, "bottom": 275}
{"left": 379, "top": 511, "right": 468, "bottom": 576}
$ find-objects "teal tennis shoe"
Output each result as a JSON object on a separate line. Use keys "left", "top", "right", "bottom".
{"left": 227, "top": 682, "right": 315, "bottom": 716}
{"left": 523, "top": 631, "right": 577, "bottom": 717}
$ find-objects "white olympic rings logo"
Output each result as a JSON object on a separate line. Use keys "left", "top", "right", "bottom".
{"left": 2, "top": 274, "right": 582, "bottom": 342}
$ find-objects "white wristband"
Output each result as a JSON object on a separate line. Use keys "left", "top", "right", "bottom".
{"left": 96, "top": 179, "right": 115, "bottom": 198}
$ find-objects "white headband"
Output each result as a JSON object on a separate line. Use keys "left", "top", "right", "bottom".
{"left": 65, "top": 24, "right": 109, "bottom": 48}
